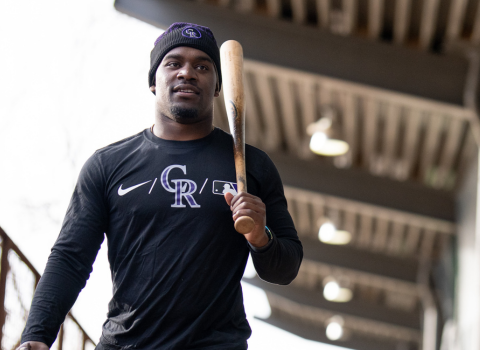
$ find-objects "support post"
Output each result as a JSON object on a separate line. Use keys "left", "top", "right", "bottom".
{"left": 57, "top": 324, "right": 64, "bottom": 350}
{"left": 0, "top": 238, "right": 10, "bottom": 346}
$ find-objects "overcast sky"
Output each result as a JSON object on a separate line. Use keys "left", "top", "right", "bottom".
{"left": 0, "top": 1, "right": 349, "bottom": 349}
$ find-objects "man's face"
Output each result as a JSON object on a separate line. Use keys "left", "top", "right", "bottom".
{"left": 152, "top": 46, "right": 219, "bottom": 124}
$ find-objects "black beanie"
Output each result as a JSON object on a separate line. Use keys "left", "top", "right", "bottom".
{"left": 149, "top": 22, "right": 222, "bottom": 95}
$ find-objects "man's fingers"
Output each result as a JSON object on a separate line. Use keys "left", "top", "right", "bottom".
{"left": 230, "top": 193, "right": 264, "bottom": 210}
{"left": 232, "top": 202, "right": 265, "bottom": 216}
{"left": 229, "top": 191, "right": 256, "bottom": 206}
{"left": 228, "top": 192, "right": 266, "bottom": 230}
{"left": 232, "top": 201, "right": 265, "bottom": 216}
{"left": 233, "top": 209, "right": 261, "bottom": 223}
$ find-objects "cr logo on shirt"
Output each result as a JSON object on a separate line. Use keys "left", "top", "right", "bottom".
{"left": 161, "top": 165, "right": 200, "bottom": 208}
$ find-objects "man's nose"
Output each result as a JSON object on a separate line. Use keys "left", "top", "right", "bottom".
{"left": 177, "top": 64, "right": 196, "bottom": 80}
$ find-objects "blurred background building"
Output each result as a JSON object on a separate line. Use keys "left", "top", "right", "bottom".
{"left": 1, "top": 0, "right": 480, "bottom": 349}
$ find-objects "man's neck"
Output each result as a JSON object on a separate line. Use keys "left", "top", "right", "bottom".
{"left": 152, "top": 114, "right": 214, "bottom": 141}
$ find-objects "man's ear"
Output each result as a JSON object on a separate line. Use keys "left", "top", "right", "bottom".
{"left": 214, "top": 89, "right": 220, "bottom": 97}
{"left": 150, "top": 85, "right": 156, "bottom": 93}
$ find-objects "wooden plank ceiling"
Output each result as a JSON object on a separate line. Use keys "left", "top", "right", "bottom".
{"left": 213, "top": 59, "right": 478, "bottom": 191}
{"left": 197, "top": 0, "right": 480, "bottom": 52}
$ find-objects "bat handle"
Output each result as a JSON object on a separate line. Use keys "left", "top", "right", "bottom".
{"left": 235, "top": 216, "right": 255, "bottom": 234}
{"left": 234, "top": 181, "right": 255, "bottom": 234}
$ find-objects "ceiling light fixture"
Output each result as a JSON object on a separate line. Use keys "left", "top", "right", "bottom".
{"left": 323, "top": 276, "right": 353, "bottom": 303}
{"left": 325, "top": 316, "right": 345, "bottom": 341}
{"left": 317, "top": 218, "right": 352, "bottom": 245}
{"left": 307, "top": 106, "right": 349, "bottom": 157}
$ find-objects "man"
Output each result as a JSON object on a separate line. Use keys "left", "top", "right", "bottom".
{"left": 19, "top": 22, "right": 302, "bottom": 350}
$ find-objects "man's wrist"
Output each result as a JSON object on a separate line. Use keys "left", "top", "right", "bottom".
{"left": 249, "top": 233, "right": 269, "bottom": 248}
{"left": 248, "top": 226, "right": 274, "bottom": 252}
{"left": 250, "top": 226, "right": 272, "bottom": 248}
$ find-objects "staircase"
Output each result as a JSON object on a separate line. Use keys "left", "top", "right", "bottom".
{"left": 0, "top": 226, "right": 95, "bottom": 350}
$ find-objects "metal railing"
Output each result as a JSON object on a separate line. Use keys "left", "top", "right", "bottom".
{"left": 0, "top": 226, "right": 95, "bottom": 350}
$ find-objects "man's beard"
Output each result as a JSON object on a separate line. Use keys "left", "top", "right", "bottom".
{"left": 170, "top": 106, "right": 198, "bottom": 123}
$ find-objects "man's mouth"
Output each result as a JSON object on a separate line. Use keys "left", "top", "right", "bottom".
{"left": 173, "top": 85, "right": 200, "bottom": 95}
{"left": 177, "top": 89, "right": 195, "bottom": 94}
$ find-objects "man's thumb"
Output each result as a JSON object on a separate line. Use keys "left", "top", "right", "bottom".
{"left": 224, "top": 192, "right": 233, "bottom": 206}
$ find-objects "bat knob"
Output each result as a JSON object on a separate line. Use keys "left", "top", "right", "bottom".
{"left": 235, "top": 216, "right": 255, "bottom": 234}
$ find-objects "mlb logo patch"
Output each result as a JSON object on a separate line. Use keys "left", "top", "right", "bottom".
{"left": 212, "top": 180, "right": 237, "bottom": 195}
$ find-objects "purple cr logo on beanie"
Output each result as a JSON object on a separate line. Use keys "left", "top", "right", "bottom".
{"left": 182, "top": 27, "right": 202, "bottom": 39}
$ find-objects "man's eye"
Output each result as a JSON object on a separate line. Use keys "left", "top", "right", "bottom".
{"left": 197, "top": 65, "right": 208, "bottom": 70}
{"left": 167, "top": 62, "right": 180, "bottom": 67}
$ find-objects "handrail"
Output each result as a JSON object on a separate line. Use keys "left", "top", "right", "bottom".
{"left": 0, "top": 226, "right": 95, "bottom": 349}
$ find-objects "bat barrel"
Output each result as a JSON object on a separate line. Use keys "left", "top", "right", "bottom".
{"left": 220, "top": 40, "right": 255, "bottom": 234}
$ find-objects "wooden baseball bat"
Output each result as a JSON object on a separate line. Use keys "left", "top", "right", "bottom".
{"left": 220, "top": 40, "right": 255, "bottom": 234}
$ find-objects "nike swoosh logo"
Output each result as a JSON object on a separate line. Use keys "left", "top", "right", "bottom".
{"left": 118, "top": 180, "right": 152, "bottom": 196}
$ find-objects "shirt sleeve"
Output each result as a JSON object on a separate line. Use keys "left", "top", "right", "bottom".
{"left": 249, "top": 154, "right": 303, "bottom": 285}
{"left": 21, "top": 152, "right": 108, "bottom": 346}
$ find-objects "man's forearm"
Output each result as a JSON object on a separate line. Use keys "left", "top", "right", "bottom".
{"left": 249, "top": 234, "right": 303, "bottom": 285}
{"left": 21, "top": 250, "right": 90, "bottom": 346}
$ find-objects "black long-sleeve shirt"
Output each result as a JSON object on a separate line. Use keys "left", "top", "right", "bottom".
{"left": 21, "top": 127, "right": 303, "bottom": 349}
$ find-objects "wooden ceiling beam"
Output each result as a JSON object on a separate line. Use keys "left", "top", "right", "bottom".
{"left": 244, "top": 275, "right": 421, "bottom": 329}
{"left": 300, "top": 237, "right": 419, "bottom": 282}
{"left": 270, "top": 152, "right": 455, "bottom": 221}
{"left": 260, "top": 315, "right": 418, "bottom": 350}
